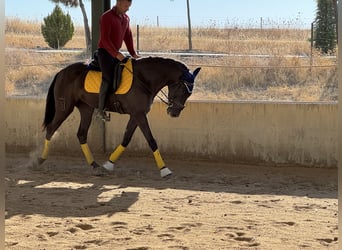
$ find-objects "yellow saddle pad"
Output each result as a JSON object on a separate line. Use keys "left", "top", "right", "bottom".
{"left": 84, "top": 59, "right": 133, "bottom": 95}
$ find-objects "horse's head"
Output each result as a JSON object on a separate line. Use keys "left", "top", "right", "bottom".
{"left": 167, "top": 67, "right": 201, "bottom": 117}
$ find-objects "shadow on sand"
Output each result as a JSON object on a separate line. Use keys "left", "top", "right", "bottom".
{"left": 5, "top": 153, "right": 337, "bottom": 219}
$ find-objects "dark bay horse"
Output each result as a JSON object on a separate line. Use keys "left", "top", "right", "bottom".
{"left": 38, "top": 57, "right": 201, "bottom": 178}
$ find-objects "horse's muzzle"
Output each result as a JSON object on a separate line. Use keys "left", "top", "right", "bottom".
{"left": 167, "top": 102, "right": 185, "bottom": 117}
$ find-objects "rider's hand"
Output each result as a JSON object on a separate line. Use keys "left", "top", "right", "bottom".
{"left": 116, "top": 52, "right": 126, "bottom": 61}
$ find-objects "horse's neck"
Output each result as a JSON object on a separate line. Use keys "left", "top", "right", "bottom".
{"left": 135, "top": 59, "right": 175, "bottom": 93}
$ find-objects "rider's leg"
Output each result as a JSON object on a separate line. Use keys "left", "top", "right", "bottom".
{"left": 97, "top": 48, "right": 119, "bottom": 121}
{"left": 98, "top": 81, "right": 110, "bottom": 121}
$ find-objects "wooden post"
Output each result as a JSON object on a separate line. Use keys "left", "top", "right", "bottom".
{"left": 91, "top": 0, "right": 111, "bottom": 56}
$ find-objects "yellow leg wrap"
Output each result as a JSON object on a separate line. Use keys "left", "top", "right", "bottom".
{"left": 153, "top": 149, "right": 165, "bottom": 170}
{"left": 81, "top": 144, "right": 94, "bottom": 165}
{"left": 41, "top": 139, "right": 50, "bottom": 160}
{"left": 109, "top": 144, "right": 126, "bottom": 163}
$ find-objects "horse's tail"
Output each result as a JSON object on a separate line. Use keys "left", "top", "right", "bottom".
{"left": 42, "top": 73, "right": 58, "bottom": 131}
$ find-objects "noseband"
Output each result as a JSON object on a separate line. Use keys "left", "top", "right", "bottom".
{"left": 167, "top": 98, "right": 185, "bottom": 112}
{"left": 158, "top": 81, "right": 193, "bottom": 111}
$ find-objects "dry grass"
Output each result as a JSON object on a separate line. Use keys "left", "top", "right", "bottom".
{"left": 5, "top": 18, "right": 86, "bottom": 49}
{"left": 137, "top": 27, "right": 312, "bottom": 56}
{"left": 5, "top": 17, "right": 337, "bottom": 101}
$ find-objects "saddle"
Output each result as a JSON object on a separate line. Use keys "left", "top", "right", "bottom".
{"left": 87, "top": 50, "right": 101, "bottom": 71}
{"left": 85, "top": 52, "right": 133, "bottom": 95}
{"left": 87, "top": 50, "right": 130, "bottom": 91}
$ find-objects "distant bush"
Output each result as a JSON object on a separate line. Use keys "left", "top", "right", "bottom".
{"left": 41, "top": 5, "right": 74, "bottom": 49}
{"left": 314, "top": 0, "right": 337, "bottom": 54}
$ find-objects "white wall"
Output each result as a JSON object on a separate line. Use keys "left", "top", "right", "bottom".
{"left": 5, "top": 98, "right": 337, "bottom": 168}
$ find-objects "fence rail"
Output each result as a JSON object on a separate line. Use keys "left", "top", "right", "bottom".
{"left": 5, "top": 49, "right": 337, "bottom": 100}
{"left": 4, "top": 49, "right": 337, "bottom": 69}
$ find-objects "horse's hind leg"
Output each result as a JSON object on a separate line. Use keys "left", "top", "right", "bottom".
{"left": 39, "top": 107, "right": 74, "bottom": 164}
{"left": 76, "top": 103, "right": 106, "bottom": 175}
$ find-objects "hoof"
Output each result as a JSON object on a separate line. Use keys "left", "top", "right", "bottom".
{"left": 37, "top": 157, "right": 46, "bottom": 165}
{"left": 91, "top": 161, "right": 108, "bottom": 176}
{"left": 160, "top": 167, "right": 172, "bottom": 178}
{"left": 103, "top": 161, "right": 115, "bottom": 171}
{"left": 28, "top": 158, "right": 45, "bottom": 171}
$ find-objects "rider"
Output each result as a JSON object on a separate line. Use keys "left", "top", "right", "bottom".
{"left": 97, "top": 0, "right": 140, "bottom": 121}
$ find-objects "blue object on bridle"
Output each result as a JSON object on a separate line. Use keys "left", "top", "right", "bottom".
{"left": 181, "top": 71, "right": 195, "bottom": 93}
{"left": 182, "top": 71, "right": 195, "bottom": 83}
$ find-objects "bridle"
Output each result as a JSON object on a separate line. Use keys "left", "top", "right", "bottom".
{"left": 157, "top": 81, "right": 194, "bottom": 111}
{"left": 122, "top": 61, "right": 193, "bottom": 110}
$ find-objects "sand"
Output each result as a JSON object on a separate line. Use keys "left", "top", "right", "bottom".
{"left": 5, "top": 153, "right": 338, "bottom": 249}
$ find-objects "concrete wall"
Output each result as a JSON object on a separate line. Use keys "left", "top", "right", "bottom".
{"left": 5, "top": 98, "right": 104, "bottom": 156}
{"left": 5, "top": 97, "right": 338, "bottom": 168}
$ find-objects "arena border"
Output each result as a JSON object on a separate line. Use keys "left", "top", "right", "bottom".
{"left": 5, "top": 97, "right": 337, "bottom": 169}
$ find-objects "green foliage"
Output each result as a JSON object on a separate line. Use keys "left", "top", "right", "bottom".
{"left": 41, "top": 5, "right": 74, "bottom": 49}
{"left": 314, "top": 0, "right": 337, "bottom": 54}
{"left": 49, "top": 0, "right": 79, "bottom": 7}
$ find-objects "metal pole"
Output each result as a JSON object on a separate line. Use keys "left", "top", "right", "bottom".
{"left": 91, "top": 0, "right": 111, "bottom": 152}
{"left": 91, "top": 0, "right": 111, "bottom": 55}
{"left": 260, "top": 17, "right": 263, "bottom": 30}
{"left": 186, "top": 0, "right": 192, "bottom": 51}
{"left": 0, "top": 0, "right": 5, "bottom": 248}
{"left": 136, "top": 24, "right": 140, "bottom": 53}
{"left": 338, "top": 1, "right": 342, "bottom": 249}
{"left": 310, "top": 22, "right": 314, "bottom": 71}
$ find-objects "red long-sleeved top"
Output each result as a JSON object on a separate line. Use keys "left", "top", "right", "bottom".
{"left": 98, "top": 7, "right": 136, "bottom": 58}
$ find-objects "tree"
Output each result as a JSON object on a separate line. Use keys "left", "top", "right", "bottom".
{"left": 314, "top": 0, "right": 337, "bottom": 54}
{"left": 49, "top": 0, "right": 91, "bottom": 54}
{"left": 41, "top": 5, "right": 75, "bottom": 49}
{"left": 332, "top": 0, "right": 338, "bottom": 40}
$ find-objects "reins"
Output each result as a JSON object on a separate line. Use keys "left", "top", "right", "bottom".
{"left": 121, "top": 61, "right": 173, "bottom": 106}
{"left": 156, "top": 89, "right": 170, "bottom": 105}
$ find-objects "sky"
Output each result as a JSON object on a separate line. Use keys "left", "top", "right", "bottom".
{"left": 5, "top": 0, "right": 317, "bottom": 28}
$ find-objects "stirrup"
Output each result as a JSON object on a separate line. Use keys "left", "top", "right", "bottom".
{"left": 97, "top": 110, "right": 110, "bottom": 122}
{"left": 101, "top": 111, "right": 110, "bottom": 122}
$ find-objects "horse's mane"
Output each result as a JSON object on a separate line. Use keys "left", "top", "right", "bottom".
{"left": 139, "top": 56, "right": 189, "bottom": 72}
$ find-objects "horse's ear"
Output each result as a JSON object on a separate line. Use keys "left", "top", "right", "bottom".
{"left": 193, "top": 67, "right": 201, "bottom": 79}
{"left": 182, "top": 67, "right": 201, "bottom": 83}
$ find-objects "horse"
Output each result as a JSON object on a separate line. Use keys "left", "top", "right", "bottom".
{"left": 37, "top": 56, "right": 201, "bottom": 178}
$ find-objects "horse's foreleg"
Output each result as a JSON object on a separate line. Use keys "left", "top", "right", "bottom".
{"left": 152, "top": 149, "right": 172, "bottom": 178}
{"left": 135, "top": 114, "right": 172, "bottom": 178}
{"left": 109, "top": 144, "right": 126, "bottom": 163}
{"left": 103, "top": 117, "right": 137, "bottom": 171}
{"left": 153, "top": 149, "right": 165, "bottom": 169}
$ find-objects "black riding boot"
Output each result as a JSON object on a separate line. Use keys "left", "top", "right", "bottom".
{"left": 98, "top": 82, "right": 110, "bottom": 122}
